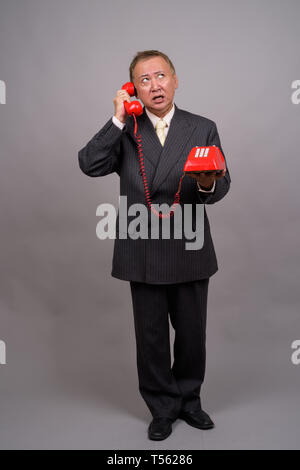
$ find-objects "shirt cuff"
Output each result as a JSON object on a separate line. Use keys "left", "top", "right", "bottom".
{"left": 112, "top": 116, "right": 125, "bottom": 130}
{"left": 197, "top": 180, "right": 216, "bottom": 193}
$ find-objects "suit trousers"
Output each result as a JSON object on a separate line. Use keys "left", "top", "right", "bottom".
{"left": 129, "top": 278, "right": 210, "bottom": 420}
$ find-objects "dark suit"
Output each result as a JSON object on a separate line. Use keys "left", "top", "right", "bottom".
{"left": 78, "top": 104, "right": 231, "bottom": 418}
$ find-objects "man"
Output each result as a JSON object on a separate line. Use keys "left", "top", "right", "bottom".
{"left": 78, "top": 50, "right": 231, "bottom": 441}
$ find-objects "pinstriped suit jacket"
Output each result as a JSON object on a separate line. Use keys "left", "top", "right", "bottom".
{"left": 78, "top": 104, "right": 231, "bottom": 283}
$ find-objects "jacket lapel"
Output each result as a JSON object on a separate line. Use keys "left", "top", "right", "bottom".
{"left": 124, "top": 104, "right": 197, "bottom": 197}
{"left": 150, "top": 104, "right": 197, "bottom": 196}
{"left": 125, "top": 110, "right": 162, "bottom": 167}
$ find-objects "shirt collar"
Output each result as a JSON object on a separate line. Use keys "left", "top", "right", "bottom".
{"left": 145, "top": 104, "right": 175, "bottom": 129}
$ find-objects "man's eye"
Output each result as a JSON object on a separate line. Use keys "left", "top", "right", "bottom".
{"left": 142, "top": 77, "right": 149, "bottom": 83}
{"left": 158, "top": 73, "right": 164, "bottom": 78}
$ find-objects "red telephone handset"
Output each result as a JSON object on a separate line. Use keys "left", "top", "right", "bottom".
{"left": 121, "top": 82, "right": 143, "bottom": 116}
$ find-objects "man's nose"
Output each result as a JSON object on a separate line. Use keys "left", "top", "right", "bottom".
{"left": 150, "top": 78, "right": 160, "bottom": 91}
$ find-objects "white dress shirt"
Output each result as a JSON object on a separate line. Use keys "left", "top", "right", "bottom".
{"left": 112, "top": 105, "right": 215, "bottom": 193}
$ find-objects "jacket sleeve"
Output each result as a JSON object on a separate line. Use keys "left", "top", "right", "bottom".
{"left": 78, "top": 118, "right": 123, "bottom": 177}
{"left": 196, "top": 122, "right": 231, "bottom": 204}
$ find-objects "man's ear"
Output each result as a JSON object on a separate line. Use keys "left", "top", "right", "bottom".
{"left": 174, "top": 74, "right": 179, "bottom": 90}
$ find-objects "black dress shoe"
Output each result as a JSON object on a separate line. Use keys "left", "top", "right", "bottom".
{"left": 178, "top": 408, "right": 214, "bottom": 430}
{"left": 148, "top": 417, "right": 173, "bottom": 441}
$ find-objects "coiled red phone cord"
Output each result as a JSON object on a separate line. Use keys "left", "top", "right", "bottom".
{"left": 133, "top": 114, "right": 185, "bottom": 219}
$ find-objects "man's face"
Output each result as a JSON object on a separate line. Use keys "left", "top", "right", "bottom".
{"left": 133, "top": 56, "right": 178, "bottom": 118}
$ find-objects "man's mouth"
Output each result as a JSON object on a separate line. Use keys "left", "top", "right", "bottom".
{"left": 152, "top": 95, "right": 164, "bottom": 103}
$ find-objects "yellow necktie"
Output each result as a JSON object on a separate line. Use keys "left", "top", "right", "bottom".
{"left": 155, "top": 119, "right": 167, "bottom": 146}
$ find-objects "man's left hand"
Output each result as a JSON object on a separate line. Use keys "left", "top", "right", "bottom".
{"left": 187, "top": 169, "right": 226, "bottom": 190}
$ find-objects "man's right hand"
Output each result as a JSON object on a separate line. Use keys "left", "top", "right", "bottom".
{"left": 113, "top": 89, "right": 131, "bottom": 124}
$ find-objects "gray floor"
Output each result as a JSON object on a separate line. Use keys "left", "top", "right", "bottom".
{"left": 1, "top": 385, "right": 300, "bottom": 450}
{"left": 1, "top": 298, "right": 299, "bottom": 450}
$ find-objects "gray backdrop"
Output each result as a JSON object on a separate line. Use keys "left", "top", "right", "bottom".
{"left": 0, "top": 0, "right": 299, "bottom": 450}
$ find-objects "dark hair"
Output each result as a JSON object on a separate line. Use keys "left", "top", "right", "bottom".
{"left": 129, "top": 50, "right": 176, "bottom": 82}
